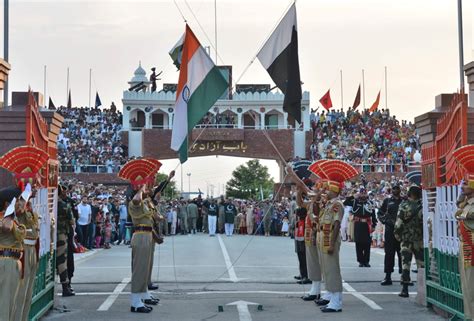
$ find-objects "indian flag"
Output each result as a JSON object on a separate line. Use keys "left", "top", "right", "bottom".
{"left": 170, "top": 25, "right": 228, "bottom": 163}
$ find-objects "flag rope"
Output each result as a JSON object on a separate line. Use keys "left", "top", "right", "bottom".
{"left": 184, "top": 0, "right": 226, "bottom": 65}
{"left": 173, "top": 0, "right": 187, "bottom": 23}
{"left": 200, "top": 170, "right": 290, "bottom": 290}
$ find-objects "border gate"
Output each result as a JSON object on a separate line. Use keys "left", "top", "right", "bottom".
{"left": 421, "top": 93, "right": 466, "bottom": 320}
{"left": 23, "top": 93, "right": 60, "bottom": 320}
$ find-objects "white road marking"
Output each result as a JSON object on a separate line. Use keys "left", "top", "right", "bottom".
{"left": 343, "top": 282, "right": 383, "bottom": 310}
{"left": 227, "top": 300, "right": 258, "bottom": 321}
{"left": 217, "top": 234, "right": 240, "bottom": 282}
{"left": 61, "top": 290, "right": 417, "bottom": 296}
{"left": 97, "top": 277, "right": 130, "bottom": 311}
{"left": 77, "top": 265, "right": 383, "bottom": 269}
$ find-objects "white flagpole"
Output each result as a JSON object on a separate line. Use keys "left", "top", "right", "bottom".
{"left": 340, "top": 69, "right": 344, "bottom": 110}
{"left": 44, "top": 65, "right": 47, "bottom": 107}
{"left": 362, "top": 69, "right": 366, "bottom": 108}
{"left": 89, "top": 68, "right": 92, "bottom": 108}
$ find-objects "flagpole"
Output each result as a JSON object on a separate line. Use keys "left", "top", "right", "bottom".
{"left": 43, "top": 65, "right": 47, "bottom": 107}
{"left": 457, "top": 0, "right": 465, "bottom": 91}
{"left": 384, "top": 66, "right": 388, "bottom": 109}
{"left": 362, "top": 69, "right": 366, "bottom": 109}
{"left": 89, "top": 68, "right": 92, "bottom": 108}
{"left": 3, "top": 0, "right": 9, "bottom": 107}
{"left": 214, "top": 0, "right": 218, "bottom": 64}
{"left": 340, "top": 69, "right": 344, "bottom": 109}
{"left": 66, "top": 67, "right": 70, "bottom": 104}
{"left": 180, "top": 164, "right": 184, "bottom": 193}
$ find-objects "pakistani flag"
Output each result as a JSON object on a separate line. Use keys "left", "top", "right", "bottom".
{"left": 257, "top": 3, "right": 302, "bottom": 123}
{"left": 169, "top": 33, "right": 185, "bottom": 70}
{"left": 170, "top": 25, "right": 228, "bottom": 163}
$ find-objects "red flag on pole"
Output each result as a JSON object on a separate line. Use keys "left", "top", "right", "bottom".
{"left": 352, "top": 84, "right": 361, "bottom": 109}
{"left": 319, "top": 90, "right": 333, "bottom": 111}
{"left": 369, "top": 90, "right": 381, "bottom": 113}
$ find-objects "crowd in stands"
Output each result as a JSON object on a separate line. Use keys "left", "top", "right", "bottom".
{"left": 309, "top": 108, "right": 420, "bottom": 172}
{"left": 197, "top": 112, "right": 236, "bottom": 128}
{"left": 56, "top": 105, "right": 127, "bottom": 173}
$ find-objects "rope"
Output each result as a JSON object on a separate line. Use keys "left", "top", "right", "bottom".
{"left": 183, "top": 0, "right": 226, "bottom": 65}
{"left": 173, "top": 0, "right": 187, "bottom": 23}
{"left": 201, "top": 171, "right": 290, "bottom": 290}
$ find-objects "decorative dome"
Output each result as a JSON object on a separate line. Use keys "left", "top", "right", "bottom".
{"left": 130, "top": 61, "right": 148, "bottom": 83}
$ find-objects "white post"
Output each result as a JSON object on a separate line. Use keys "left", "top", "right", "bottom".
{"left": 145, "top": 110, "right": 151, "bottom": 129}
{"left": 237, "top": 112, "right": 242, "bottom": 129}
{"left": 260, "top": 112, "right": 265, "bottom": 129}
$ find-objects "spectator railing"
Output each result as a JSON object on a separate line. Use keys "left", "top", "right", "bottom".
{"left": 59, "top": 162, "right": 418, "bottom": 175}
{"left": 349, "top": 163, "right": 410, "bottom": 173}
{"left": 60, "top": 164, "right": 122, "bottom": 174}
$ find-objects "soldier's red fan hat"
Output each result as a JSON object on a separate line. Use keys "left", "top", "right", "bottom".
{"left": 118, "top": 158, "right": 161, "bottom": 188}
{"left": 0, "top": 145, "right": 49, "bottom": 190}
{"left": 453, "top": 144, "right": 474, "bottom": 189}
{"left": 309, "top": 159, "right": 358, "bottom": 193}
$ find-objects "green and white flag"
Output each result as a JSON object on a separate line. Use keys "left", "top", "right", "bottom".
{"left": 169, "top": 33, "right": 185, "bottom": 70}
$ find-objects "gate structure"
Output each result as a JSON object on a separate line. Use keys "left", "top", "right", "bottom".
{"left": 24, "top": 93, "right": 60, "bottom": 320}
{"left": 421, "top": 93, "right": 467, "bottom": 319}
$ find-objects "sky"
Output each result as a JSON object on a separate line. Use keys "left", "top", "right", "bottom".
{"left": 1, "top": 0, "right": 473, "bottom": 195}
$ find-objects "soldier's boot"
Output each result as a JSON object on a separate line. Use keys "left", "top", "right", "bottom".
{"left": 62, "top": 283, "right": 75, "bottom": 297}
{"left": 68, "top": 282, "right": 75, "bottom": 293}
{"left": 381, "top": 273, "right": 392, "bottom": 286}
{"left": 398, "top": 284, "right": 409, "bottom": 298}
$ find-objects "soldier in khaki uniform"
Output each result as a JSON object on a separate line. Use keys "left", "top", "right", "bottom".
{"left": 452, "top": 145, "right": 474, "bottom": 319}
{"left": 118, "top": 158, "right": 162, "bottom": 313}
{"left": 187, "top": 200, "right": 199, "bottom": 234}
{"left": 308, "top": 159, "right": 359, "bottom": 312}
{"left": 286, "top": 162, "right": 324, "bottom": 299}
{"left": 14, "top": 184, "right": 41, "bottom": 321}
{"left": 0, "top": 190, "right": 26, "bottom": 321}
{"left": 394, "top": 185, "right": 424, "bottom": 298}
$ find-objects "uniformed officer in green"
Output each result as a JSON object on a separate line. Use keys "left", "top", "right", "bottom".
{"left": 394, "top": 185, "right": 424, "bottom": 298}
{"left": 56, "top": 184, "right": 76, "bottom": 297}
{"left": 178, "top": 199, "right": 188, "bottom": 234}
{"left": 187, "top": 200, "right": 199, "bottom": 234}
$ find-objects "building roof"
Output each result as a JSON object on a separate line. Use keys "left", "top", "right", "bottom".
{"left": 130, "top": 62, "right": 148, "bottom": 84}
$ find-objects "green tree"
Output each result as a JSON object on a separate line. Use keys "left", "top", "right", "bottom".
{"left": 226, "top": 159, "right": 274, "bottom": 199}
{"left": 154, "top": 172, "right": 178, "bottom": 200}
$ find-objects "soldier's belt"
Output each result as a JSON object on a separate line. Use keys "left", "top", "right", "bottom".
{"left": 135, "top": 225, "right": 153, "bottom": 232}
{"left": 353, "top": 217, "right": 368, "bottom": 223}
{"left": 24, "top": 239, "right": 37, "bottom": 246}
{"left": 0, "top": 248, "right": 22, "bottom": 260}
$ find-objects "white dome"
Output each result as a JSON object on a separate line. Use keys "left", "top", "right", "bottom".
{"left": 130, "top": 62, "right": 148, "bottom": 83}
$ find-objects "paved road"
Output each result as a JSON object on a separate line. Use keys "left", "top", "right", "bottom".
{"left": 42, "top": 234, "right": 445, "bottom": 321}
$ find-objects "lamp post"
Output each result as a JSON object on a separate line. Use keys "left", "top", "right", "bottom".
{"left": 187, "top": 173, "right": 191, "bottom": 195}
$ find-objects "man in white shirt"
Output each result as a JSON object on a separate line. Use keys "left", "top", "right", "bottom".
{"left": 77, "top": 196, "right": 92, "bottom": 248}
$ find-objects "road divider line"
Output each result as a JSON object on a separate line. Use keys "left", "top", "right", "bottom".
{"left": 97, "top": 277, "right": 130, "bottom": 311}
{"left": 217, "top": 234, "right": 239, "bottom": 282}
{"left": 343, "top": 282, "right": 383, "bottom": 310}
